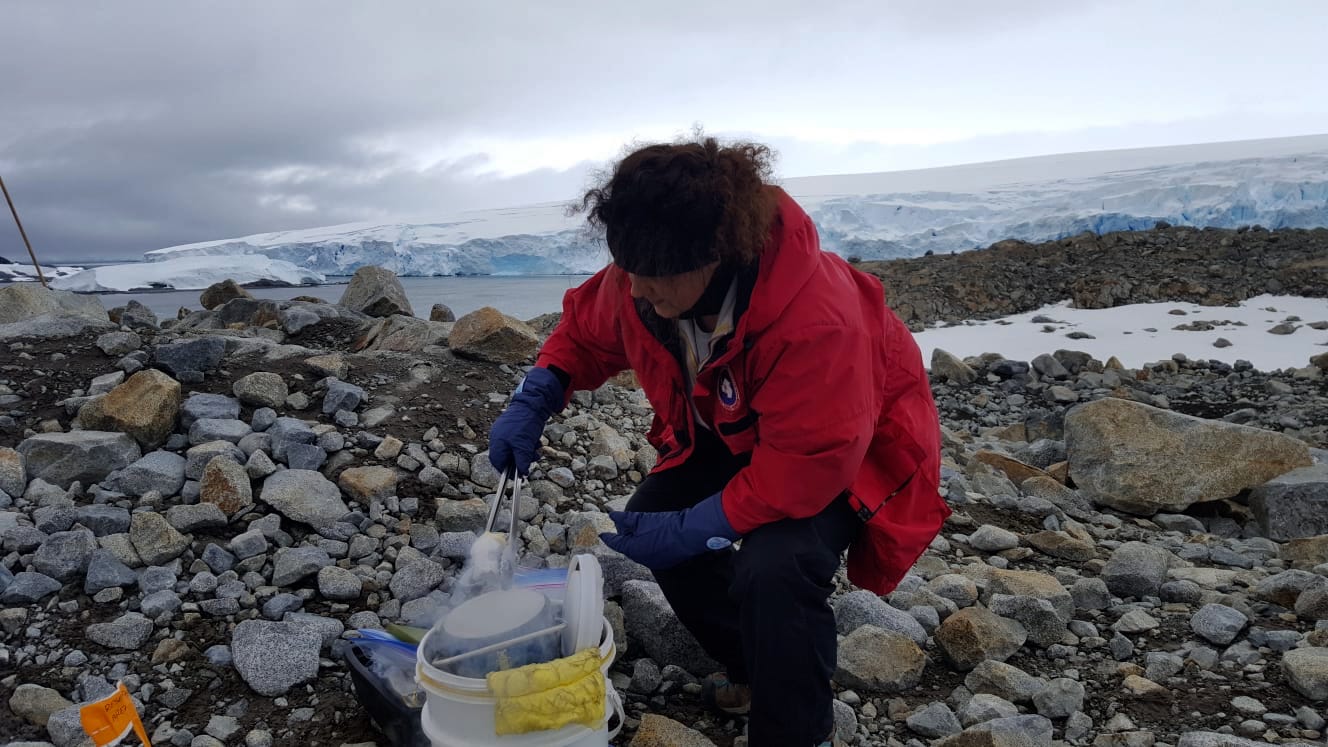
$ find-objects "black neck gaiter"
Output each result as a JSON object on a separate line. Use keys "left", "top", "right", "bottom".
{"left": 677, "top": 264, "right": 736, "bottom": 320}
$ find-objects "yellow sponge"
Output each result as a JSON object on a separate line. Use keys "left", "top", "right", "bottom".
{"left": 487, "top": 649, "right": 605, "bottom": 735}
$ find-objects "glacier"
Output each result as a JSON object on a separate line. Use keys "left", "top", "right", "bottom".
{"left": 145, "top": 134, "right": 1328, "bottom": 276}
{"left": 50, "top": 255, "right": 325, "bottom": 293}
{"left": 0, "top": 255, "right": 85, "bottom": 282}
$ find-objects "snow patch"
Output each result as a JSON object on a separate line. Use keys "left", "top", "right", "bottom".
{"left": 915, "top": 294, "right": 1328, "bottom": 371}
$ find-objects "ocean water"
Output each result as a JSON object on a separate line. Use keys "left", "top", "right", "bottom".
{"left": 73, "top": 275, "right": 592, "bottom": 322}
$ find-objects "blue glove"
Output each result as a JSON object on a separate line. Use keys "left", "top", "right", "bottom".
{"left": 488, "top": 367, "right": 565, "bottom": 476}
{"left": 599, "top": 493, "right": 741, "bottom": 570}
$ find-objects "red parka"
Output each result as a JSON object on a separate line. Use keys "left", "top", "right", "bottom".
{"left": 537, "top": 189, "right": 949, "bottom": 594}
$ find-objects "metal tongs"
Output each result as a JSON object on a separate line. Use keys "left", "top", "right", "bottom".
{"left": 484, "top": 468, "right": 522, "bottom": 540}
{"left": 478, "top": 469, "right": 523, "bottom": 585}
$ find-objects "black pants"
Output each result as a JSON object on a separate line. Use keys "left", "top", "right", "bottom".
{"left": 625, "top": 429, "right": 861, "bottom": 747}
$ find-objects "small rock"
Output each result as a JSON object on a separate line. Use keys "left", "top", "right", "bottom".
{"left": 1122, "top": 674, "right": 1170, "bottom": 701}
{"left": 908, "top": 702, "right": 962, "bottom": 738}
{"left": 1033, "top": 678, "right": 1085, "bottom": 719}
{"left": 129, "top": 511, "right": 190, "bottom": 565}
{"left": 8, "top": 683, "right": 74, "bottom": 727}
{"left": 834, "top": 589, "right": 928, "bottom": 644}
{"left": 200, "top": 278, "right": 254, "bottom": 309}
{"left": 630, "top": 658, "right": 663, "bottom": 694}
{"left": 189, "top": 418, "right": 252, "bottom": 445}
{"left": 1229, "top": 695, "right": 1266, "bottom": 715}
{"left": 317, "top": 565, "right": 363, "bottom": 600}
{"left": 1102, "top": 541, "right": 1172, "bottom": 599}
{"left": 988, "top": 594, "right": 1066, "bottom": 647}
{"left": 337, "top": 465, "right": 400, "bottom": 502}
{"left": 389, "top": 560, "right": 447, "bottom": 602}
{"left": 33, "top": 529, "right": 97, "bottom": 582}
{"left": 272, "top": 546, "right": 333, "bottom": 586}
{"left": 339, "top": 266, "right": 414, "bottom": 318}
{"left": 259, "top": 470, "right": 349, "bottom": 528}
{"left": 230, "top": 528, "right": 269, "bottom": 559}
{"left": 73, "top": 506, "right": 131, "bottom": 537}
{"left": 303, "top": 353, "right": 348, "bottom": 380}
{"left": 97, "top": 330, "right": 142, "bottom": 356}
{"left": 285, "top": 442, "right": 326, "bottom": 471}
{"left": 965, "top": 660, "right": 1047, "bottom": 704}
{"left": 374, "top": 435, "right": 404, "bottom": 460}
{"left": 932, "top": 349, "right": 978, "bottom": 385}
{"left": 834, "top": 625, "right": 927, "bottom": 692}
{"left": 87, "top": 612, "right": 154, "bottom": 650}
{"left": 958, "top": 693, "right": 1020, "bottom": 727}
{"left": 1283, "top": 647, "right": 1328, "bottom": 701}
{"left": 448, "top": 306, "right": 540, "bottom": 364}
{"left": 181, "top": 393, "right": 242, "bottom": 429}
{"left": 206, "top": 714, "right": 243, "bottom": 742}
{"left": 165, "top": 503, "right": 227, "bottom": 532}
{"left": 231, "top": 619, "right": 322, "bottom": 696}
{"left": 233, "top": 372, "right": 290, "bottom": 409}
{"left": 1025, "top": 530, "right": 1096, "bottom": 562}
{"left": 1113, "top": 609, "right": 1161, "bottom": 634}
{"left": 943, "top": 715, "right": 1054, "bottom": 747}
{"left": 201, "top": 457, "right": 253, "bottom": 516}
{"left": 83, "top": 549, "right": 138, "bottom": 594}
{"left": 245, "top": 449, "right": 278, "bottom": 480}
{"left": 322, "top": 380, "right": 366, "bottom": 415}
{"left": 1190, "top": 603, "right": 1248, "bottom": 645}
{"left": 17, "top": 431, "right": 141, "bottom": 489}
{"left": 185, "top": 440, "right": 246, "bottom": 480}
{"left": 266, "top": 417, "right": 317, "bottom": 462}
{"left": 969, "top": 525, "right": 1021, "bottom": 552}
{"left": 77, "top": 369, "right": 181, "bottom": 449}
{"left": 935, "top": 607, "right": 1028, "bottom": 671}
{"left": 140, "top": 589, "right": 182, "bottom": 618}
{"left": 628, "top": 714, "right": 716, "bottom": 747}
{"left": 620, "top": 580, "right": 720, "bottom": 676}
{"left": 262, "top": 593, "right": 303, "bottom": 620}
{"left": 1250, "top": 464, "right": 1328, "bottom": 541}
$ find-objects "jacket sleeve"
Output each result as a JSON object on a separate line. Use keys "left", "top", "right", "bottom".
{"left": 720, "top": 323, "right": 878, "bottom": 533}
{"left": 535, "top": 266, "right": 631, "bottom": 406}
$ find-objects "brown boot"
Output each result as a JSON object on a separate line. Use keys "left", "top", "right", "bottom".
{"left": 700, "top": 672, "right": 751, "bottom": 715}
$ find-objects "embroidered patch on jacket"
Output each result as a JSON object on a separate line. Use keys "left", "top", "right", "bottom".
{"left": 717, "top": 368, "right": 740, "bottom": 411}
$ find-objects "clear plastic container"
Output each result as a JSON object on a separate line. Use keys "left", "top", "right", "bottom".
{"left": 514, "top": 567, "right": 569, "bottom": 603}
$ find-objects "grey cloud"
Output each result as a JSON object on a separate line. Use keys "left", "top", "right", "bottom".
{"left": 2, "top": 1, "right": 1322, "bottom": 261}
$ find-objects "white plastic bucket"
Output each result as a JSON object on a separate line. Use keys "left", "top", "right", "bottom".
{"left": 416, "top": 617, "right": 622, "bottom": 747}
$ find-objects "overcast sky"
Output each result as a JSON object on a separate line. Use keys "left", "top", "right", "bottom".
{"left": 2, "top": 0, "right": 1326, "bottom": 262}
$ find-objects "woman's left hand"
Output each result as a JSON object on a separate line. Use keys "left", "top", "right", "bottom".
{"left": 599, "top": 493, "right": 740, "bottom": 570}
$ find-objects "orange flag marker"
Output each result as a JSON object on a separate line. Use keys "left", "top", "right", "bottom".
{"left": 80, "top": 681, "right": 152, "bottom": 746}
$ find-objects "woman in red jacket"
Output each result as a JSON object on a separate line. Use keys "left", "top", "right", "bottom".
{"left": 488, "top": 136, "right": 949, "bottom": 747}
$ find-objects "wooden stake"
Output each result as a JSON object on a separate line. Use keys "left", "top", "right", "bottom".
{"left": 0, "top": 174, "right": 47, "bottom": 288}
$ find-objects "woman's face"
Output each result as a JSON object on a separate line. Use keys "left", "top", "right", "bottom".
{"left": 627, "top": 261, "right": 720, "bottom": 319}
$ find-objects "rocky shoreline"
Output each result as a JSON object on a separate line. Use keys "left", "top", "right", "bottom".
{"left": 856, "top": 224, "right": 1328, "bottom": 328}
{"left": 1, "top": 260, "right": 1327, "bottom": 747}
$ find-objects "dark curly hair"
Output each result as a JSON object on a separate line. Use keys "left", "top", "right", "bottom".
{"left": 577, "top": 135, "right": 778, "bottom": 277}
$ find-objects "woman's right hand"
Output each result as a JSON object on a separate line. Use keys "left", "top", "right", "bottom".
{"left": 487, "top": 366, "right": 565, "bottom": 476}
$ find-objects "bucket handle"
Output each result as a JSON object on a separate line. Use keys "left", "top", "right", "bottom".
{"left": 604, "top": 681, "right": 625, "bottom": 739}
{"left": 429, "top": 623, "right": 566, "bottom": 670}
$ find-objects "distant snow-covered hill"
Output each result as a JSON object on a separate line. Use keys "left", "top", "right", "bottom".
{"left": 0, "top": 255, "right": 85, "bottom": 282}
{"left": 144, "top": 134, "right": 1328, "bottom": 276}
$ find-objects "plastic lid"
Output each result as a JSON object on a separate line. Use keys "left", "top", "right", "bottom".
{"left": 562, "top": 554, "right": 604, "bottom": 656}
{"left": 442, "top": 588, "right": 547, "bottom": 640}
